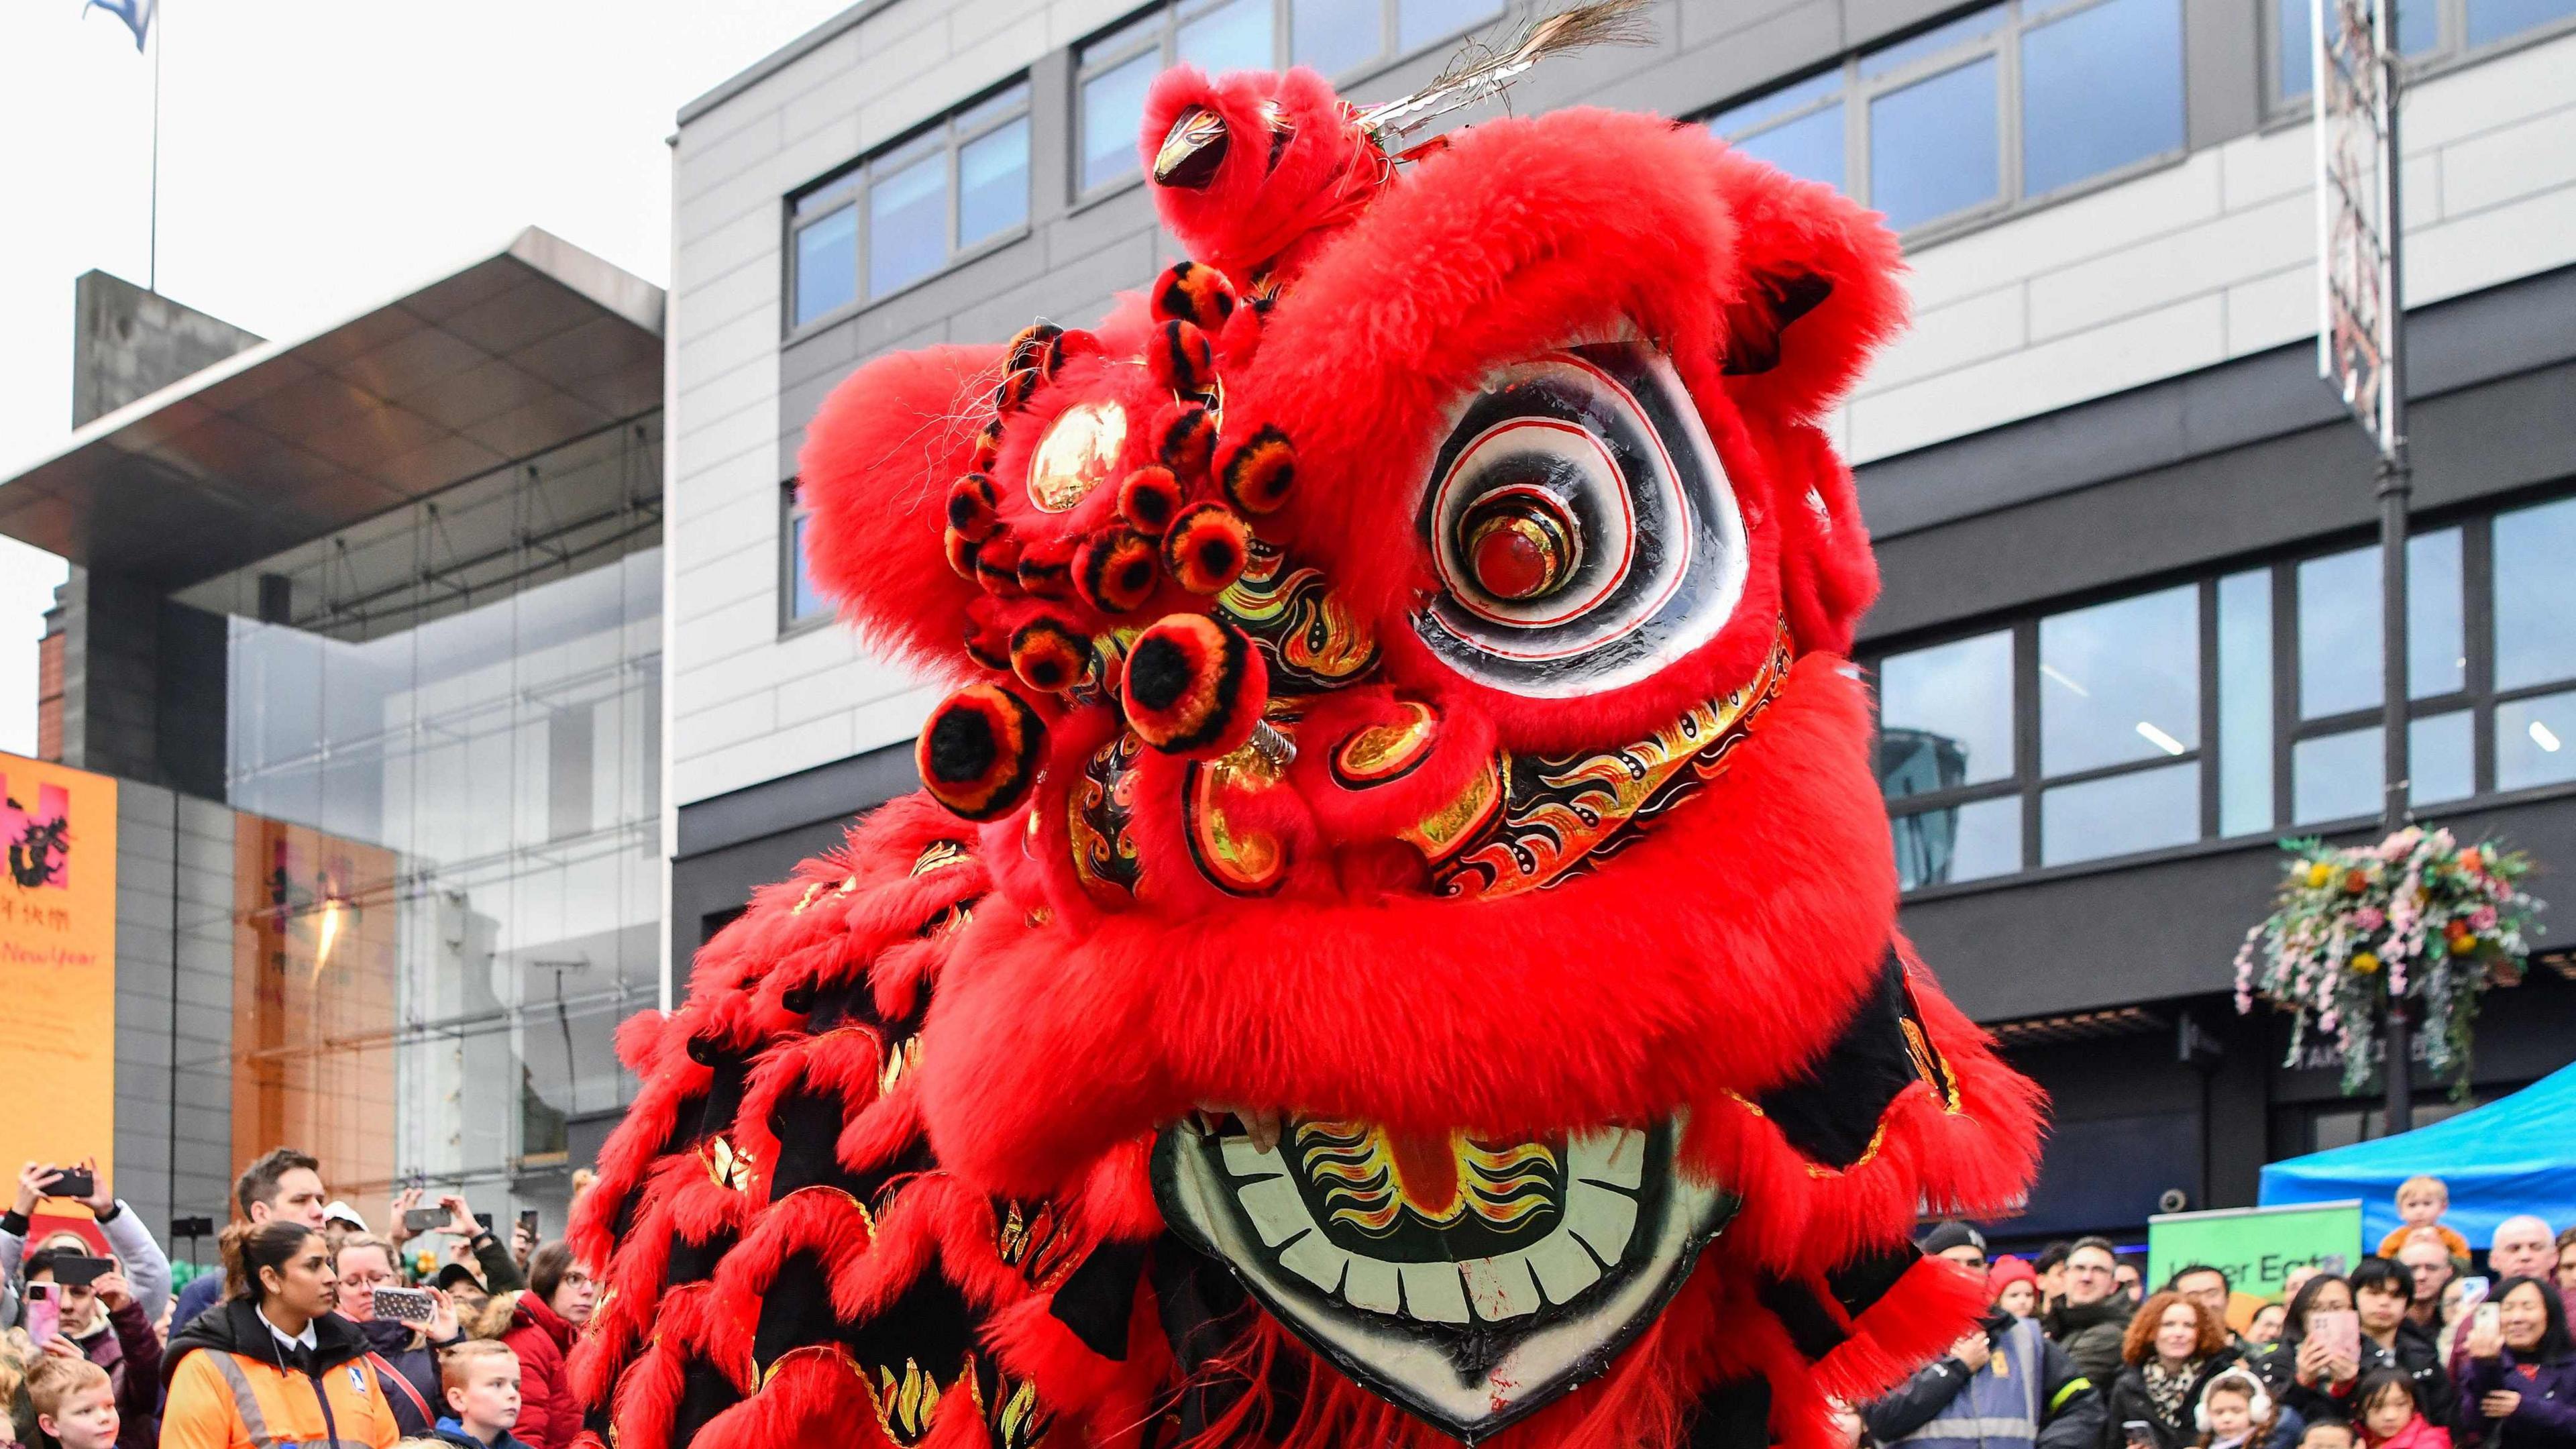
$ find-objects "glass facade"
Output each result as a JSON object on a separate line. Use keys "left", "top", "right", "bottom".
{"left": 1874, "top": 491, "right": 2576, "bottom": 891}
{"left": 178, "top": 418, "right": 662, "bottom": 1226}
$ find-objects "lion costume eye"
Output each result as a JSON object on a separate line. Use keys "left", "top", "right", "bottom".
{"left": 1415, "top": 342, "right": 1748, "bottom": 698}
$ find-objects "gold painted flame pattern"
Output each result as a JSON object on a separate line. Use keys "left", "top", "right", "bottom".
{"left": 1068, "top": 731, "right": 1144, "bottom": 904}
{"left": 1218, "top": 541, "right": 1378, "bottom": 691}
{"left": 866, "top": 1354, "right": 970, "bottom": 1446}
{"left": 1420, "top": 623, "right": 1794, "bottom": 901}
{"left": 1293, "top": 1120, "right": 1560, "bottom": 1236}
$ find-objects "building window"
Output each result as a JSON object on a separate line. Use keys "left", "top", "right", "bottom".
{"left": 2275, "top": 0, "right": 2573, "bottom": 105}
{"left": 1075, "top": 0, "right": 1504, "bottom": 195}
{"left": 1709, "top": 0, "right": 2184, "bottom": 234}
{"left": 782, "top": 481, "right": 828, "bottom": 628}
{"left": 788, "top": 80, "right": 1032, "bottom": 329}
{"left": 1873, "top": 492, "right": 2576, "bottom": 893}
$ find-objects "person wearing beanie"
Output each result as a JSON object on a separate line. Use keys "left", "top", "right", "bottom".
{"left": 1992, "top": 1257, "right": 2042, "bottom": 1320}
{"left": 1863, "top": 1289, "right": 2102, "bottom": 1449}
{"left": 1922, "top": 1222, "right": 1990, "bottom": 1269}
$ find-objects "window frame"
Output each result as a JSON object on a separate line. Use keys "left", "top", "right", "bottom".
{"left": 1869, "top": 489, "right": 2576, "bottom": 897}
{"left": 784, "top": 76, "right": 1035, "bottom": 338}
{"left": 778, "top": 478, "right": 830, "bottom": 637}
{"left": 1071, "top": 0, "right": 1505, "bottom": 203}
{"left": 2265, "top": 0, "right": 2576, "bottom": 118}
{"left": 1706, "top": 0, "right": 2192, "bottom": 242}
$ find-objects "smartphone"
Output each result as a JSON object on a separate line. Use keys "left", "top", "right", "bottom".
{"left": 2474, "top": 1302, "right": 2502, "bottom": 1336}
{"left": 519, "top": 1208, "right": 540, "bottom": 1239}
{"left": 2123, "top": 1422, "right": 2156, "bottom": 1449}
{"left": 48, "top": 1168, "right": 95, "bottom": 1200}
{"left": 2312, "top": 1307, "right": 2362, "bottom": 1362}
{"left": 2457, "top": 1276, "right": 2492, "bottom": 1311}
{"left": 50, "top": 1254, "right": 113, "bottom": 1288}
{"left": 374, "top": 1285, "right": 436, "bottom": 1324}
{"left": 404, "top": 1207, "right": 446, "bottom": 1234}
{"left": 23, "top": 1282, "right": 60, "bottom": 1345}
{"left": 474, "top": 1212, "right": 494, "bottom": 1232}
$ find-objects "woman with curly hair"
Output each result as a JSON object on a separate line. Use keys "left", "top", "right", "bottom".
{"left": 2107, "top": 1291, "right": 2245, "bottom": 1449}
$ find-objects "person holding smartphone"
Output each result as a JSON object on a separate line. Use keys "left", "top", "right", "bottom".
{"left": 2458, "top": 1277, "right": 2576, "bottom": 1449}
{"left": 385, "top": 1189, "right": 524, "bottom": 1294}
{"left": 1, "top": 1161, "right": 172, "bottom": 1337}
{"left": 332, "top": 1234, "right": 465, "bottom": 1438}
{"left": 2260, "top": 1275, "right": 2363, "bottom": 1428}
{"left": 15, "top": 1248, "right": 162, "bottom": 1449}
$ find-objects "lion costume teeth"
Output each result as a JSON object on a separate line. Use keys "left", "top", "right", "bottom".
{"left": 576, "top": 32, "right": 2045, "bottom": 1449}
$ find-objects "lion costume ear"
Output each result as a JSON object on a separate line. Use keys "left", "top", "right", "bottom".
{"left": 1707, "top": 147, "right": 1907, "bottom": 427}
{"left": 796, "top": 343, "right": 1006, "bottom": 675}
{"left": 1704, "top": 149, "right": 1904, "bottom": 654}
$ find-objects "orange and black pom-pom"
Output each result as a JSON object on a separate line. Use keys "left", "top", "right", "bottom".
{"left": 1009, "top": 616, "right": 1090, "bottom": 694}
{"left": 945, "top": 527, "right": 981, "bottom": 582}
{"left": 1004, "top": 322, "right": 1064, "bottom": 375}
{"left": 974, "top": 533, "right": 1024, "bottom": 596}
{"left": 917, "top": 683, "right": 1046, "bottom": 821}
{"left": 1163, "top": 502, "right": 1252, "bottom": 595}
{"left": 963, "top": 617, "right": 1012, "bottom": 672}
{"left": 1015, "top": 535, "right": 1075, "bottom": 599}
{"left": 1216, "top": 425, "right": 1296, "bottom": 515}
{"left": 1148, "top": 319, "right": 1218, "bottom": 398}
{"left": 970, "top": 417, "right": 1006, "bottom": 472}
{"left": 1074, "top": 529, "right": 1161, "bottom": 615}
{"left": 1157, "top": 405, "right": 1218, "bottom": 479}
{"left": 1151, "top": 261, "right": 1239, "bottom": 331}
{"left": 1117, "top": 466, "right": 1185, "bottom": 537}
{"left": 947, "top": 473, "right": 1002, "bottom": 541}
{"left": 993, "top": 367, "right": 1043, "bottom": 413}
{"left": 1122, "top": 612, "right": 1269, "bottom": 758}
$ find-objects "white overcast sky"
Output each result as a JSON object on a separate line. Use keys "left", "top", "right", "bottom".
{"left": 0, "top": 0, "right": 857, "bottom": 757}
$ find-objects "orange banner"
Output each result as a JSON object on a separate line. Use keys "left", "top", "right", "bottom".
{"left": 0, "top": 753, "right": 118, "bottom": 1186}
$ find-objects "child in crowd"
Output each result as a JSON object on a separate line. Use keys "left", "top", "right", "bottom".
{"left": 2353, "top": 1366, "right": 2449, "bottom": 1449}
{"left": 2197, "top": 1366, "right": 2279, "bottom": 1449}
{"left": 2378, "top": 1177, "right": 2472, "bottom": 1260}
{"left": 435, "top": 1340, "right": 531, "bottom": 1449}
{"left": 2300, "top": 1419, "right": 2358, "bottom": 1449}
{"left": 18, "top": 1356, "right": 119, "bottom": 1449}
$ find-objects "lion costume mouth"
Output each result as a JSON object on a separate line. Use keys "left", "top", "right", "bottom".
{"left": 1154, "top": 1114, "right": 1736, "bottom": 1441}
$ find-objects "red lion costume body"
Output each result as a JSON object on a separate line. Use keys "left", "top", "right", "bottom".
{"left": 574, "top": 28, "right": 2045, "bottom": 1449}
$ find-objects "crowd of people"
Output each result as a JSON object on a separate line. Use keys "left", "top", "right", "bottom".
{"left": 1854, "top": 1178, "right": 2576, "bottom": 1449}
{"left": 0, "top": 1148, "right": 599, "bottom": 1449}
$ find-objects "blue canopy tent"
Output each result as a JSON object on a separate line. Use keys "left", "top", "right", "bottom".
{"left": 2261, "top": 1061, "right": 2576, "bottom": 1252}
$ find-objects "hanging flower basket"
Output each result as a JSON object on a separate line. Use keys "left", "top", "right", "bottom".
{"left": 2235, "top": 826, "right": 2544, "bottom": 1096}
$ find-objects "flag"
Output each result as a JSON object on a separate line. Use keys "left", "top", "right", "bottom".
{"left": 83, "top": 0, "right": 154, "bottom": 52}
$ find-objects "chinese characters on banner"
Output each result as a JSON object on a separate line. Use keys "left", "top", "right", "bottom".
{"left": 0, "top": 752, "right": 118, "bottom": 1184}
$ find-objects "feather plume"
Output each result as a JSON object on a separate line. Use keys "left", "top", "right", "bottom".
{"left": 1354, "top": 1, "right": 1654, "bottom": 144}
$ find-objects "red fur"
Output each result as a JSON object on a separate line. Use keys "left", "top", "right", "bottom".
{"left": 602, "top": 68, "right": 2039, "bottom": 1449}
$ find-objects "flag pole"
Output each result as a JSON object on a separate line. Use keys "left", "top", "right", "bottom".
{"left": 149, "top": 0, "right": 161, "bottom": 293}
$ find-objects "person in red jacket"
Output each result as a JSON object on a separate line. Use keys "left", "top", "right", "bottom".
{"left": 2358, "top": 1366, "right": 2452, "bottom": 1449}
{"left": 474, "top": 1242, "right": 592, "bottom": 1449}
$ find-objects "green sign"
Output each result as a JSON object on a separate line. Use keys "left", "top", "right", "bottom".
{"left": 2148, "top": 1200, "right": 2363, "bottom": 1300}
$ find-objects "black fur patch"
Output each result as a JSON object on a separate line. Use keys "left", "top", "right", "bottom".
{"left": 1755, "top": 947, "right": 1920, "bottom": 1170}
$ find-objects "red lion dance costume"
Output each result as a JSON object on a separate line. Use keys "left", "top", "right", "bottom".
{"left": 573, "top": 13, "right": 2045, "bottom": 1449}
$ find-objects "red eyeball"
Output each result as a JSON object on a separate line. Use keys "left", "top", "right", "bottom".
{"left": 1074, "top": 529, "right": 1161, "bottom": 615}
{"left": 944, "top": 528, "right": 980, "bottom": 582}
{"left": 1122, "top": 613, "right": 1269, "bottom": 758}
{"left": 1157, "top": 404, "right": 1218, "bottom": 480}
{"left": 1009, "top": 616, "right": 1090, "bottom": 694}
{"left": 1118, "top": 466, "right": 1185, "bottom": 537}
{"left": 947, "top": 474, "right": 1001, "bottom": 541}
{"left": 1015, "top": 535, "right": 1075, "bottom": 600}
{"left": 1216, "top": 425, "right": 1295, "bottom": 515}
{"left": 916, "top": 684, "right": 1046, "bottom": 821}
{"left": 1163, "top": 502, "right": 1251, "bottom": 596}
{"left": 1148, "top": 319, "right": 1217, "bottom": 397}
{"left": 973, "top": 533, "right": 1024, "bottom": 597}
{"left": 1150, "top": 261, "right": 1238, "bottom": 332}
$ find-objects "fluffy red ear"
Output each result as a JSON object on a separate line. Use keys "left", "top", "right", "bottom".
{"left": 1707, "top": 147, "right": 1909, "bottom": 426}
{"left": 796, "top": 343, "right": 1004, "bottom": 674}
{"left": 1765, "top": 418, "right": 1880, "bottom": 657}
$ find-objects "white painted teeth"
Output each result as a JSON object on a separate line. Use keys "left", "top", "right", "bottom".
{"left": 1220, "top": 1126, "right": 1650, "bottom": 1324}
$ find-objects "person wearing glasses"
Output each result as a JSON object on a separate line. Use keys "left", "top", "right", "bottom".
{"left": 2046, "top": 1237, "right": 2133, "bottom": 1389}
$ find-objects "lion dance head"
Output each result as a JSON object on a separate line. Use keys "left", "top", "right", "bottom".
{"left": 572, "top": 22, "right": 2044, "bottom": 1449}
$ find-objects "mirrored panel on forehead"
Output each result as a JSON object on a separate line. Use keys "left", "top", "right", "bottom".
{"left": 1413, "top": 343, "right": 1748, "bottom": 698}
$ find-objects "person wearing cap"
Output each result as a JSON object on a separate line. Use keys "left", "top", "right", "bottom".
{"left": 321, "top": 1201, "right": 369, "bottom": 1252}
{"left": 1864, "top": 1226, "right": 2103, "bottom": 1449}
{"left": 1992, "top": 1257, "right": 2043, "bottom": 1320}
